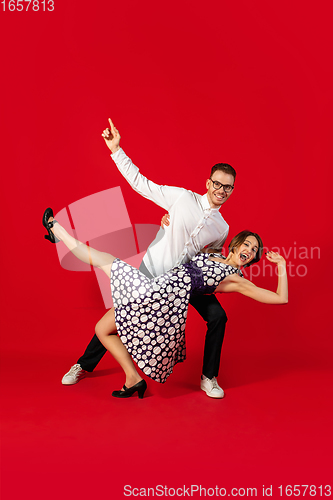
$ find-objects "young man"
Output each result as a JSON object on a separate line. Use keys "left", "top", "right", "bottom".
{"left": 62, "top": 119, "right": 236, "bottom": 398}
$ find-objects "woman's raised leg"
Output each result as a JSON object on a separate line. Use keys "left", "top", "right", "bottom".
{"left": 49, "top": 217, "right": 114, "bottom": 277}
{"left": 46, "top": 213, "right": 146, "bottom": 396}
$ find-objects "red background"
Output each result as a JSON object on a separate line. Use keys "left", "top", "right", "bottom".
{"left": 1, "top": 1, "right": 332, "bottom": 499}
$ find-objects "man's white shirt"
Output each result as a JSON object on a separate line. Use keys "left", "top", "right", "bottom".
{"left": 111, "top": 148, "right": 229, "bottom": 277}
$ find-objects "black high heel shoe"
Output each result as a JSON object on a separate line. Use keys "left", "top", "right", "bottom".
{"left": 112, "top": 379, "right": 147, "bottom": 399}
{"left": 42, "top": 207, "right": 60, "bottom": 243}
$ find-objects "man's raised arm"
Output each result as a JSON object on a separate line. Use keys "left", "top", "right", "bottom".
{"left": 102, "top": 118, "right": 182, "bottom": 211}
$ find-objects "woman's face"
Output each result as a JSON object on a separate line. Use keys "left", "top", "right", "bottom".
{"left": 233, "top": 235, "right": 259, "bottom": 267}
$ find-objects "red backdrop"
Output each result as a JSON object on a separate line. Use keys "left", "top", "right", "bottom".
{"left": 1, "top": 1, "right": 332, "bottom": 499}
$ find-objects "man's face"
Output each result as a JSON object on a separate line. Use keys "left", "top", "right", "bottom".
{"left": 206, "top": 171, "right": 235, "bottom": 209}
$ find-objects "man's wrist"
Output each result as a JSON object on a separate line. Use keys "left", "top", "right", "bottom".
{"left": 110, "top": 145, "right": 121, "bottom": 155}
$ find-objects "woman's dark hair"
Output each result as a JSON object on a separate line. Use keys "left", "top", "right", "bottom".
{"left": 228, "top": 230, "right": 263, "bottom": 267}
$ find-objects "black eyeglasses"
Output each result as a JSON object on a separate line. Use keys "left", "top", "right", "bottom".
{"left": 210, "top": 179, "right": 234, "bottom": 193}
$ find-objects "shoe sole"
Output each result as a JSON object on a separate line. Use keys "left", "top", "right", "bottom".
{"left": 61, "top": 374, "right": 86, "bottom": 385}
{"left": 200, "top": 386, "right": 225, "bottom": 399}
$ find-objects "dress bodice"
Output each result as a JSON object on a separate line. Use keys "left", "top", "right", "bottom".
{"left": 182, "top": 252, "right": 243, "bottom": 297}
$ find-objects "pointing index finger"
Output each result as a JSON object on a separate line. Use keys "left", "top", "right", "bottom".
{"left": 108, "top": 118, "right": 116, "bottom": 132}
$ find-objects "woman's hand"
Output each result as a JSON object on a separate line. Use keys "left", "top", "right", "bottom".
{"left": 101, "top": 118, "right": 121, "bottom": 154}
{"left": 217, "top": 250, "right": 288, "bottom": 304}
{"left": 161, "top": 214, "right": 170, "bottom": 229}
{"left": 266, "top": 251, "right": 286, "bottom": 266}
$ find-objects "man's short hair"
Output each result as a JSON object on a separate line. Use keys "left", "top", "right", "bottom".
{"left": 210, "top": 163, "right": 236, "bottom": 181}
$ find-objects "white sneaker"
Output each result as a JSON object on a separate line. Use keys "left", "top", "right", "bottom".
{"left": 200, "top": 376, "right": 225, "bottom": 398}
{"left": 61, "top": 364, "right": 87, "bottom": 385}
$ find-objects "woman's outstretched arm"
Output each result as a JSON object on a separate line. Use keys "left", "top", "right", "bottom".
{"left": 216, "top": 252, "right": 288, "bottom": 305}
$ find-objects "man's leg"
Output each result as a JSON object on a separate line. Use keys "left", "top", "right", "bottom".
{"left": 62, "top": 260, "right": 152, "bottom": 385}
{"left": 62, "top": 311, "right": 113, "bottom": 385}
{"left": 77, "top": 334, "right": 108, "bottom": 371}
{"left": 189, "top": 294, "right": 227, "bottom": 398}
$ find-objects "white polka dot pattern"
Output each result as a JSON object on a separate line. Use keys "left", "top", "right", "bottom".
{"left": 110, "top": 253, "right": 241, "bottom": 383}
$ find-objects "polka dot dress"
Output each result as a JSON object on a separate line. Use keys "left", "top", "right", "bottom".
{"left": 110, "top": 253, "right": 241, "bottom": 383}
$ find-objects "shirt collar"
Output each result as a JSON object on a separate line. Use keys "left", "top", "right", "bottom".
{"left": 201, "top": 194, "right": 220, "bottom": 213}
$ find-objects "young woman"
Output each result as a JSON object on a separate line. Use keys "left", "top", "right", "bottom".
{"left": 43, "top": 208, "right": 288, "bottom": 399}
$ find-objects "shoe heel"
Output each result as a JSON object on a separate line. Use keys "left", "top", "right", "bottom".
{"left": 137, "top": 385, "right": 147, "bottom": 399}
{"left": 138, "top": 380, "right": 147, "bottom": 398}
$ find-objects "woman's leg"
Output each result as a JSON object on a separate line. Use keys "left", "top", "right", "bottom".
{"left": 49, "top": 217, "right": 143, "bottom": 389}
{"left": 49, "top": 218, "right": 113, "bottom": 277}
{"left": 95, "top": 309, "right": 143, "bottom": 388}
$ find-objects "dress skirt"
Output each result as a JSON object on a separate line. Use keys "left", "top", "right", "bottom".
{"left": 110, "top": 259, "right": 192, "bottom": 383}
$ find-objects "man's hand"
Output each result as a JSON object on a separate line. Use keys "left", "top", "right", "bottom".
{"left": 102, "top": 118, "right": 121, "bottom": 154}
{"left": 161, "top": 214, "right": 170, "bottom": 229}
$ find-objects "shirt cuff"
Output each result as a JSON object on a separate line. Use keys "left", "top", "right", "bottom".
{"left": 110, "top": 147, "right": 123, "bottom": 160}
